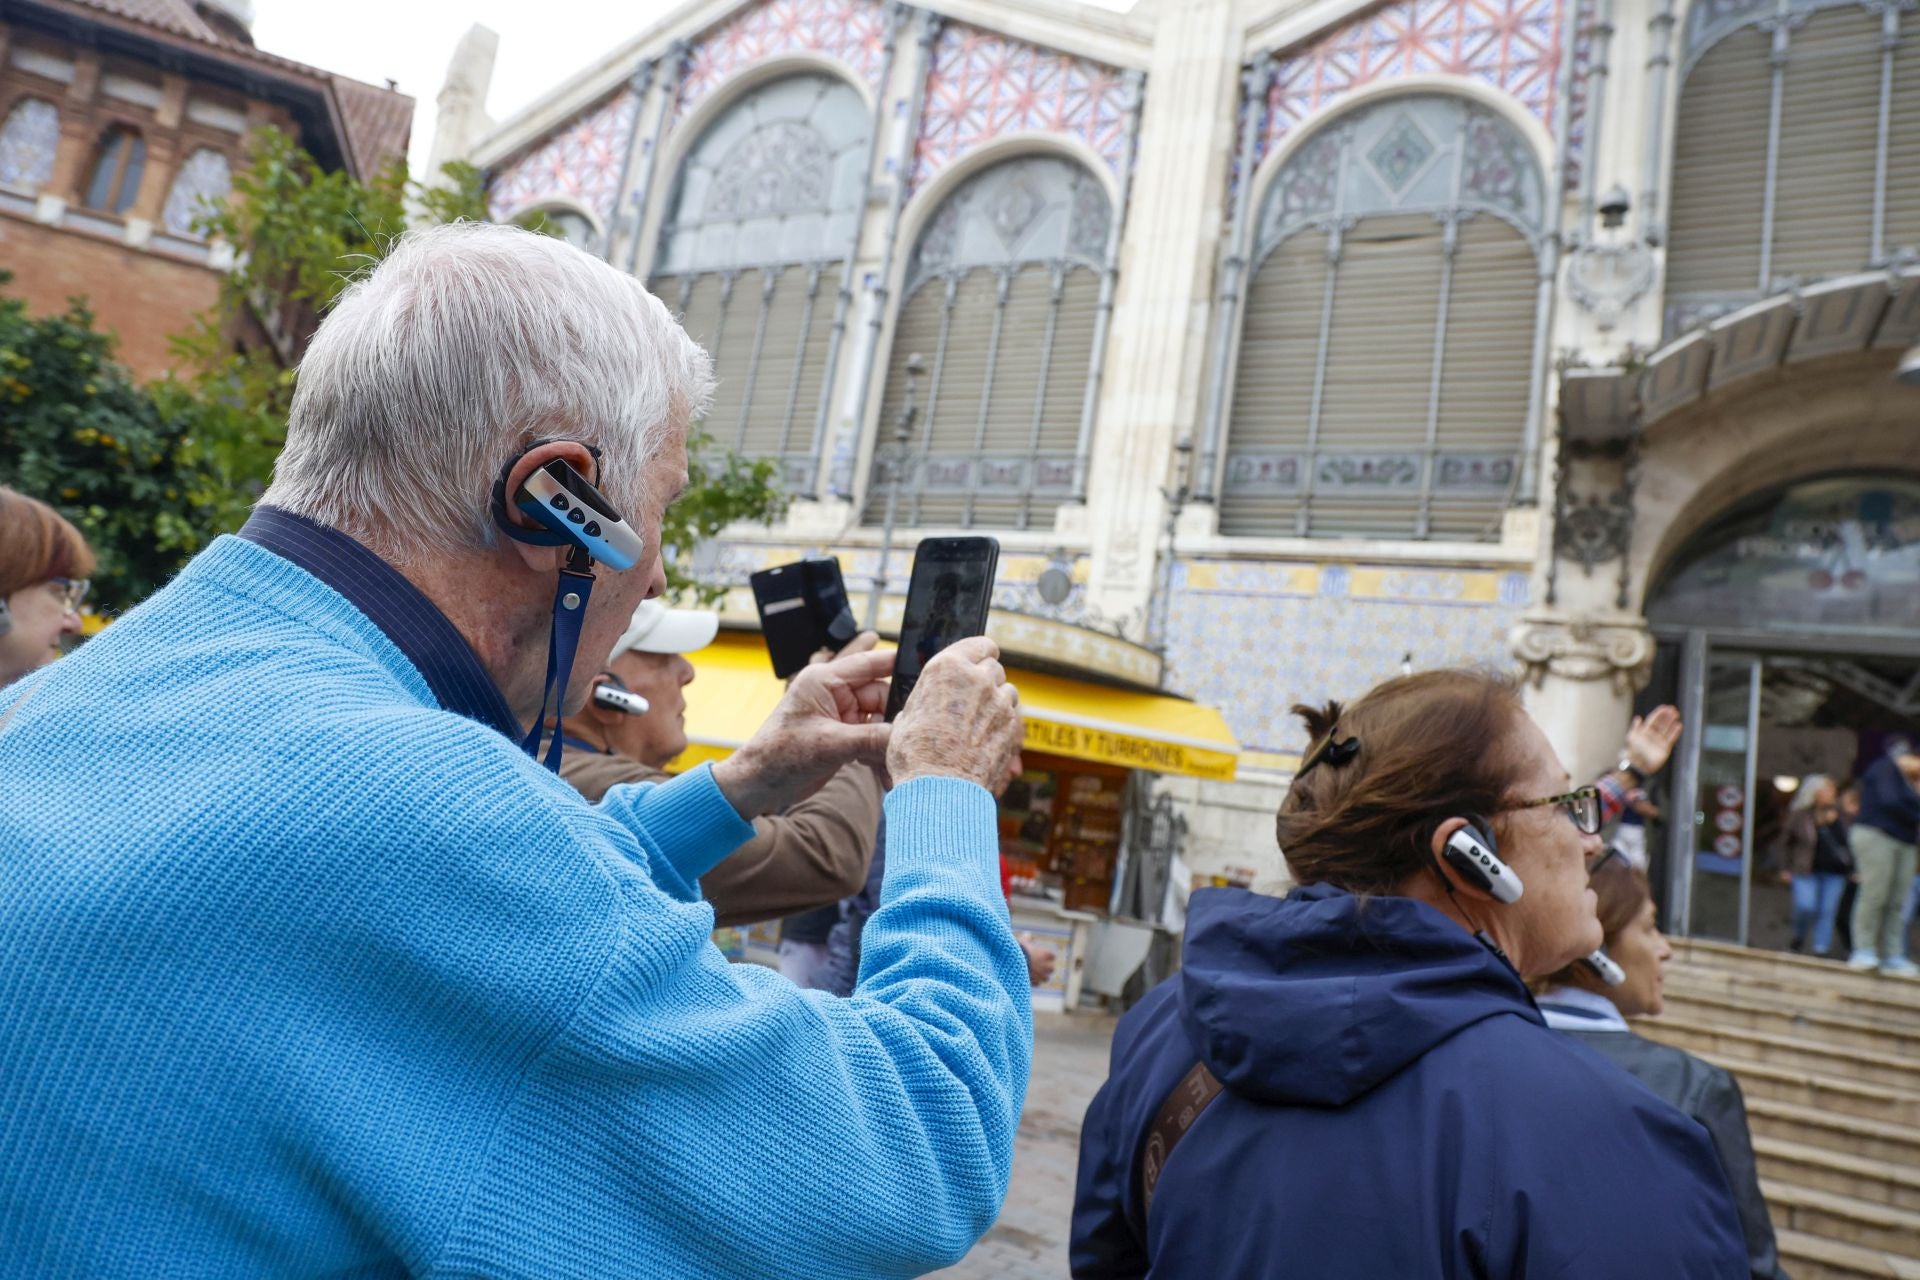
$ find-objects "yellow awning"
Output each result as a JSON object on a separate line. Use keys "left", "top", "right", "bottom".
{"left": 667, "top": 633, "right": 1238, "bottom": 781}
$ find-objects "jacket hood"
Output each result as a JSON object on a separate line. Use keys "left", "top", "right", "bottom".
{"left": 1178, "top": 883, "right": 1540, "bottom": 1107}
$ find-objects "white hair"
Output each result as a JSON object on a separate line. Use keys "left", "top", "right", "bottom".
{"left": 263, "top": 221, "right": 713, "bottom": 560}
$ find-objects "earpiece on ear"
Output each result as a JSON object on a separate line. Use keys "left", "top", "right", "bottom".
{"left": 492, "top": 445, "right": 647, "bottom": 572}
{"left": 1441, "top": 822, "right": 1525, "bottom": 904}
{"left": 0, "top": 598, "right": 11, "bottom": 638}
{"left": 1582, "top": 949, "right": 1627, "bottom": 986}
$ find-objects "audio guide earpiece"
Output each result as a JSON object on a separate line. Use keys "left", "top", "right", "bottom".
{"left": 1582, "top": 949, "right": 1627, "bottom": 986}
{"left": 1440, "top": 818, "right": 1525, "bottom": 905}
{"left": 494, "top": 453, "right": 645, "bottom": 572}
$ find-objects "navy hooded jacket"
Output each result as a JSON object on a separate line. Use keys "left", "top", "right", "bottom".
{"left": 1071, "top": 885, "right": 1748, "bottom": 1278}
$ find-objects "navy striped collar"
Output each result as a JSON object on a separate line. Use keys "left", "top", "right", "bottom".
{"left": 238, "top": 507, "right": 522, "bottom": 743}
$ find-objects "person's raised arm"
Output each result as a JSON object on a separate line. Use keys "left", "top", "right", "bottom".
{"left": 438, "top": 639, "right": 1032, "bottom": 1278}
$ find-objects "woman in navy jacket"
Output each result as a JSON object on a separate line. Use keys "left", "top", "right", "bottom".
{"left": 1071, "top": 670, "right": 1746, "bottom": 1278}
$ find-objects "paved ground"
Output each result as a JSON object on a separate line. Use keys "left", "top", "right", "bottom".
{"left": 929, "top": 1011, "right": 1118, "bottom": 1280}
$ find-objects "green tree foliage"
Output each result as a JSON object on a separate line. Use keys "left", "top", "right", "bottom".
{"left": 0, "top": 277, "right": 217, "bottom": 612}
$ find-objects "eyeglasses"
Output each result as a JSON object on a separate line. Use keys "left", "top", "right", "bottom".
{"left": 49, "top": 577, "right": 90, "bottom": 612}
{"left": 1502, "top": 785, "right": 1603, "bottom": 835}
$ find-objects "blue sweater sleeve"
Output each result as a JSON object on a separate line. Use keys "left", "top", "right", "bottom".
{"left": 592, "top": 761, "right": 754, "bottom": 900}
{"left": 432, "top": 775, "right": 1032, "bottom": 1279}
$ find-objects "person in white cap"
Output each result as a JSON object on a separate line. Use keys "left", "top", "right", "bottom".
{"left": 558, "top": 599, "right": 884, "bottom": 927}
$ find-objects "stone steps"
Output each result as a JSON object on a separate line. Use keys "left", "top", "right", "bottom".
{"left": 1675, "top": 939, "right": 1920, "bottom": 1006}
{"left": 1635, "top": 1015, "right": 1920, "bottom": 1093}
{"left": 1659, "top": 987, "right": 1920, "bottom": 1056}
{"left": 1746, "top": 1095, "right": 1920, "bottom": 1168}
{"left": 1766, "top": 1182, "right": 1920, "bottom": 1260}
{"left": 1778, "top": 1229, "right": 1920, "bottom": 1280}
{"left": 1705, "top": 1052, "right": 1920, "bottom": 1129}
{"left": 1754, "top": 1134, "right": 1920, "bottom": 1212}
{"left": 1667, "top": 964, "right": 1920, "bottom": 1033}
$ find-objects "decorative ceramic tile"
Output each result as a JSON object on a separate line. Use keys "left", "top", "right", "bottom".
{"left": 1163, "top": 557, "right": 1530, "bottom": 755}
{"left": 1259, "top": 0, "right": 1584, "bottom": 187}
{"left": 676, "top": 0, "right": 892, "bottom": 121}
{"left": 487, "top": 89, "right": 641, "bottom": 226}
{"left": 912, "top": 22, "right": 1133, "bottom": 193}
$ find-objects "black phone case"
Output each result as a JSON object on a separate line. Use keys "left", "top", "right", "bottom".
{"left": 885, "top": 537, "right": 1000, "bottom": 721}
{"left": 752, "top": 558, "right": 857, "bottom": 679}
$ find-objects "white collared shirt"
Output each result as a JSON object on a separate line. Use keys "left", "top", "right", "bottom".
{"left": 1536, "top": 984, "right": 1630, "bottom": 1033}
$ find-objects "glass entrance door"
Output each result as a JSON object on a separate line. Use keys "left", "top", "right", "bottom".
{"left": 1675, "top": 647, "right": 1763, "bottom": 943}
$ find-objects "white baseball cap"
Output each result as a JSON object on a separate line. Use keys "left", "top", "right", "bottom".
{"left": 609, "top": 600, "right": 719, "bottom": 660}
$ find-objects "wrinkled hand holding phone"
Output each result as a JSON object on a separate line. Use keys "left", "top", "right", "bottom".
{"left": 742, "top": 537, "right": 1018, "bottom": 799}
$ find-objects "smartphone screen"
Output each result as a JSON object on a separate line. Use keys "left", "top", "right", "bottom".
{"left": 885, "top": 536, "right": 1000, "bottom": 721}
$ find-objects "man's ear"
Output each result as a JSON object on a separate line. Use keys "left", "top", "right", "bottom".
{"left": 499, "top": 439, "right": 599, "bottom": 572}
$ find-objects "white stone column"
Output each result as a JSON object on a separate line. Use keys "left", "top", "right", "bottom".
{"left": 1082, "top": 0, "right": 1241, "bottom": 624}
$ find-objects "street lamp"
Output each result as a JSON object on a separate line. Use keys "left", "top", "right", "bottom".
{"left": 865, "top": 352, "right": 925, "bottom": 630}
{"left": 1147, "top": 436, "right": 1195, "bottom": 666}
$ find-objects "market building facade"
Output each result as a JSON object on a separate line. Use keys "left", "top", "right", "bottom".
{"left": 445, "top": 0, "right": 1920, "bottom": 953}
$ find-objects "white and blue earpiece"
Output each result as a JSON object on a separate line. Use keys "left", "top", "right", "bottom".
{"left": 1441, "top": 820, "right": 1525, "bottom": 905}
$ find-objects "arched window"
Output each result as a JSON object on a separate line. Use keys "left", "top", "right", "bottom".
{"left": 863, "top": 154, "right": 1111, "bottom": 530}
{"left": 84, "top": 126, "right": 145, "bottom": 215}
{"left": 1219, "top": 94, "right": 1545, "bottom": 541}
{"left": 161, "top": 147, "right": 231, "bottom": 237}
{"left": 1667, "top": 0, "right": 1920, "bottom": 333}
{"left": 0, "top": 98, "right": 61, "bottom": 193}
{"left": 530, "top": 207, "right": 597, "bottom": 251}
{"left": 650, "top": 73, "right": 872, "bottom": 491}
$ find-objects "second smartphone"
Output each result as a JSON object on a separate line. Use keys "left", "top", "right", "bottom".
{"left": 884, "top": 536, "right": 1001, "bottom": 721}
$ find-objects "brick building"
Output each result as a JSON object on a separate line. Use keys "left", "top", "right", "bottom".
{"left": 0, "top": 0, "right": 411, "bottom": 378}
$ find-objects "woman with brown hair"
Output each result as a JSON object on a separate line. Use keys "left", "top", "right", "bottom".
{"left": 1536, "top": 852, "right": 1786, "bottom": 1279}
{"left": 0, "top": 487, "right": 94, "bottom": 688}
{"left": 1071, "top": 669, "right": 1746, "bottom": 1278}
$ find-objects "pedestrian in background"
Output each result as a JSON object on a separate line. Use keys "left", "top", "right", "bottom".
{"left": 1072, "top": 670, "right": 1745, "bottom": 1279}
{"left": 1537, "top": 852, "right": 1786, "bottom": 1279}
{"left": 1773, "top": 774, "right": 1849, "bottom": 957}
{"left": 0, "top": 486, "right": 93, "bottom": 689}
{"left": 1846, "top": 742, "right": 1920, "bottom": 974}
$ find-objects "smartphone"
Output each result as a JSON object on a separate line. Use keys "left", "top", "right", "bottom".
{"left": 750, "top": 557, "right": 858, "bottom": 679}
{"left": 591, "top": 685, "right": 650, "bottom": 716}
{"left": 884, "top": 536, "right": 1001, "bottom": 721}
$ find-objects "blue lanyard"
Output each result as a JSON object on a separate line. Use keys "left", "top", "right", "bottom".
{"left": 520, "top": 555, "right": 596, "bottom": 773}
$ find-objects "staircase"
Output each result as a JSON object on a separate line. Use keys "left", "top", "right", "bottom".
{"left": 1636, "top": 939, "right": 1920, "bottom": 1280}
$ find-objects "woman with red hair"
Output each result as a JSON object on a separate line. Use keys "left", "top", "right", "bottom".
{"left": 0, "top": 487, "right": 94, "bottom": 688}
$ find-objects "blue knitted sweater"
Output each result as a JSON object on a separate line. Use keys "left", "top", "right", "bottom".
{"left": 0, "top": 536, "right": 1032, "bottom": 1278}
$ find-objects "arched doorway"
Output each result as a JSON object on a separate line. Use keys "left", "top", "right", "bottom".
{"left": 1646, "top": 474, "right": 1920, "bottom": 948}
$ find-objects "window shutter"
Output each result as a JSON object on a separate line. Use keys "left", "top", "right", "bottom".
{"left": 1668, "top": 26, "right": 1773, "bottom": 300}
{"left": 1429, "top": 216, "right": 1534, "bottom": 542}
{"left": 1886, "top": 27, "right": 1920, "bottom": 257}
{"left": 1771, "top": 7, "right": 1881, "bottom": 282}
{"left": 1309, "top": 213, "right": 1446, "bottom": 540}
{"left": 1219, "top": 229, "right": 1329, "bottom": 537}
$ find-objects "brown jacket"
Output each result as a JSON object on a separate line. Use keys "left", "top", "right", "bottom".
{"left": 559, "top": 747, "right": 883, "bottom": 927}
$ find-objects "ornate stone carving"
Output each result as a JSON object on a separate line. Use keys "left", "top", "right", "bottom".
{"left": 1565, "top": 237, "right": 1656, "bottom": 331}
{"left": 1511, "top": 613, "right": 1655, "bottom": 692}
{"left": 1554, "top": 488, "right": 1633, "bottom": 571}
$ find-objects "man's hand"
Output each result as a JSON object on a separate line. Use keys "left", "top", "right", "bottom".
{"left": 713, "top": 647, "right": 893, "bottom": 820}
{"left": 1625, "top": 704, "right": 1684, "bottom": 776}
{"left": 888, "top": 636, "right": 1022, "bottom": 791}
{"left": 1019, "top": 934, "right": 1055, "bottom": 987}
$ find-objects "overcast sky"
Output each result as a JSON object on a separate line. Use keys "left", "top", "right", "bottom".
{"left": 249, "top": 1, "right": 681, "bottom": 175}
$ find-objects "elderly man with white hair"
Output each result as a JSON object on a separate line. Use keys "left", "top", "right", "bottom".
{"left": 0, "top": 223, "right": 1030, "bottom": 1278}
